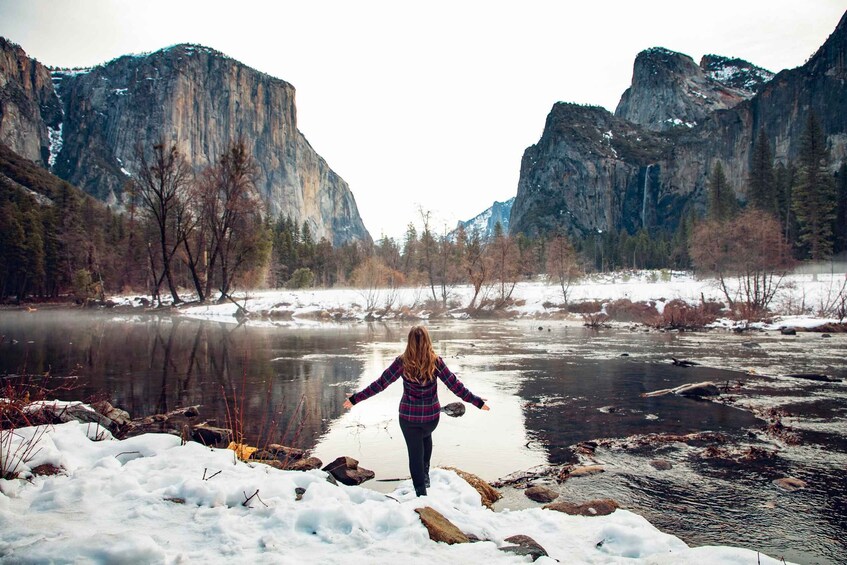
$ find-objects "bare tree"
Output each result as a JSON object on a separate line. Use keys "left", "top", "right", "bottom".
{"left": 135, "top": 141, "right": 193, "bottom": 305}
{"left": 490, "top": 227, "right": 521, "bottom": 305}
{"left": 546, "top": 233, "right": 580, "bottom": 304}
{"left": 462, "top": 228, "right": 489, "bottom": 309}
{"left": 199, "top": 139, "right": 266, "bottom": 301}
{"left": 691, "top": 209, "right": 794, "bottom": 314}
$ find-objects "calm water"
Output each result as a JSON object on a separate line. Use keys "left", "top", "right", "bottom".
{"left": 1, "top": 310, "right": 845, "bottom": 564}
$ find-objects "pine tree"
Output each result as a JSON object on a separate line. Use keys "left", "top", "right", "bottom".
{"left": 793, "top": 113, "right": 836, "bottom": 259}
{"left": 708, "top": 161, "right": 739, "bottom": 221}
{"left": 748, "top": 128, "right": 777, "bottom": 213}
{"left": 835, "top": 162, "right": 847, "bottom": 255}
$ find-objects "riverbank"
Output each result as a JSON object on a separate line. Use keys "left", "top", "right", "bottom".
{"left": 0, "top": 415, "right": 793, "bottom": 564}
{"left": 105, "top": 269, "right": 847, "bottom": 331}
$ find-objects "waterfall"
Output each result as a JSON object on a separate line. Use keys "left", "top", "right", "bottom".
{"left": 641, "top": 164, "right": 651, "bottom": 228}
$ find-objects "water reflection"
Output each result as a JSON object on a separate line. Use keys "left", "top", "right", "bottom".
{"left": 1, "top": 311, "right": 845, "bottom": 563}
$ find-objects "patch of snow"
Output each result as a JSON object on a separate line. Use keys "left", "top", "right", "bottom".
{"left": 0, "top": 420, "right": 792, "bottom": 564}
{"left": 111, "top": 88, "right": 128, "bottom": 96}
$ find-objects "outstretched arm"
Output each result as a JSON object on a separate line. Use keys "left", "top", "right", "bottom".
{"left": 436, "top": 358, "right": 489, "bottom": 410}
{"left": 344, "top": 357, "right": 403, "bottom": 408}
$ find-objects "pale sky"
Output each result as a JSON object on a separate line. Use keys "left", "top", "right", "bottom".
{"left": 1, "top": 0, "right": 844, "bottom": 240}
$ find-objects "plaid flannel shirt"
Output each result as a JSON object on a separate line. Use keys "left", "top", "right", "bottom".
{"left": 349, "top": 356, "right": 484, "bottom": 423}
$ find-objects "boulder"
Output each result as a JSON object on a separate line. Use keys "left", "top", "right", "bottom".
{"left": 780, "top": 327, "right": 797, "bottom": 335}
{"left": 441, "top": 402, "right": 466, "bottom": 417}
{"left": 287, "top": 456, "right": 323, "bottom": 471}
{"left": 544, "top": 499, "right": 619, "bottom": 516}
{"left": 649, "top": 459, "right": 673, "bottom": 471}
{"left": 773, "top": 477, "right": 807, "bottom": 492}
{"left": 524, "top": 485, "right": 559, "bottom": 503}
{"left": 91, "top": 401, "right": 131, "bottom": 427}
{"left": 322, "top": 456, "right": 375, "bottom": 486}
{"left": 54, "top": 403, "right": 115, "bottom": 431}
{"left": 500, "top": 534, "right": 549, "bottom": 561}
{"left": 441, "top": 466, "right": 501, "bottom": 508}
{"left": 266, "top": 444, "right": 306, "bottom": 460}
{"left": 191, "top": 424, "right": 230, "bottom": 446}
{"left": 414, "top": 507, "right": 469, "bottom": 544}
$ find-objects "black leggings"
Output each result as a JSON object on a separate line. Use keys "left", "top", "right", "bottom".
{"left": 399, "top": 417, "right": 439, "bottom": 496}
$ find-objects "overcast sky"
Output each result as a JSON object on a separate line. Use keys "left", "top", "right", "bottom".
{"left": 1, "top": 1, "right": 844, "bottom": 240}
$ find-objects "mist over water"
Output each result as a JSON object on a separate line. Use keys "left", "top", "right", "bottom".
{"left": 0, "top": 310, "right": 845, "bottom": 563}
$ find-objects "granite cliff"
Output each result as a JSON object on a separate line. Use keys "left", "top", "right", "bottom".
{"left": 511, "top": 11, "right": 847, "bottom": 239}
{"left": 0, "top": 38, "right": 62, "bottom": 166}
{"left": 0, "top": 41, "right": 370, "bottom": 246}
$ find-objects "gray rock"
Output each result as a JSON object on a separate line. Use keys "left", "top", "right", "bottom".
{"left": 322, "top": 456, "right": 375, "bottom": 486}
{"left": 441, "top": 402, "right": 466, "bottom": 417}
{"left": 649, "top": 459, "right": 673, "bottom": 471}
{"left": 500, "top": 534, "right": 549, "bottom": 561}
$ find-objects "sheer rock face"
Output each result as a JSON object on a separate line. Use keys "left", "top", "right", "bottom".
{"left": 615, "top": 47, "right": 771, "bottom": 132}
{"left": 0, "top": 38, "right": 62, "bottom": 165}
{"left": 511, "top": 12, "right": 847, "bottom": 240}
{"left": 1, "top": 41, "right": 370, "bottom": 246}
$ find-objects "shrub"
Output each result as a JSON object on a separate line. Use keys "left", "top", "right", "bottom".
{"left": 660, "top": 299, "right": 721, "bottom": 330}
{"left": 604, "top": 299, "right": 660, "bottom": 325}
{"left": 567, "top": 300, "right": 603, "bottom": 314}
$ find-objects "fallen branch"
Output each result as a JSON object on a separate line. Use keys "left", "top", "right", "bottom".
{"left": 242, "top": 489, "right": 267, "bottom": 507}
{"left": 202, "top": 468, "right": 222, "bottom": 481}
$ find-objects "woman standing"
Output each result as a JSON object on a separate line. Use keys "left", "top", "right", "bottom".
{"left": 343, "top": 325, "right": 490, "bottom": 496}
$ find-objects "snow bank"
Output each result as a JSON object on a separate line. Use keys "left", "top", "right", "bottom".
{"left": 115, "top": 268, "right": 847, "bottom": 327}
{"left": 0, "top": 422, "right": 791, "bottom": 563}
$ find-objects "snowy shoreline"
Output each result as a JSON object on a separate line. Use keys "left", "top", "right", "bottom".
{"left": 0, "top": 418, "right": 794, "bottom": 564}
{"left": 109, "top": 269, "right": 847, "bottom": 331}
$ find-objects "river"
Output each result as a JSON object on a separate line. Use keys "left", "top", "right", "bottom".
{"left": 0, "top": 310, "right": 844, "bottom": 564}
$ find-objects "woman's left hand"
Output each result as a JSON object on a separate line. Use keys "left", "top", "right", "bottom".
{"left": 481, "top": 403, "right": 490, "bottom": 411}
{"left": 343, "top": 399, "right": 353, "bottom": 410}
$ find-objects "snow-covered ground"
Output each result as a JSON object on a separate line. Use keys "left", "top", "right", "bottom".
{"left": 0, "top": 417, "right": 791, "bottom": 564}
{"left": 119, "top": 268, "right": 847, "bottom": 330}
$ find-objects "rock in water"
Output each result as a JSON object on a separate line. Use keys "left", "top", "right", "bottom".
{"left": 414, "top": 507, "right": 469, "bottom": 544}
{"left": 773, "top": 477, "right": 807, "bottom": 492}
{"left": 441, "top": 402, "right": 466, "bottom": 417}
{"left": 322, "top": 456, "right": 375, "bottom": 486}
{"left": 524, "top": 485, "right": 559, "bottom": 503}
{"left": 544, "top": 499, "right": 619, "bottom": 516}
{"left": 649, "top": 459, "right": 673, "bottom": 471}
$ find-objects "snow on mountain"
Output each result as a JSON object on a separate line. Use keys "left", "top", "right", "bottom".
{"left": 456, "top": 197, "right": 515, "bottom": 238}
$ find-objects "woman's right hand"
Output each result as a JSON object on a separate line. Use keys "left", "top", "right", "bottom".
{"left": 343, "top": 399, "right": 353, "bottom": 410}
{"left": 481, "top": 403, "right": 490, "bottom": 411}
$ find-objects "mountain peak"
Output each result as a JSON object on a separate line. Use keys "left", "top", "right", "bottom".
{"left": 700, "top": 54, "right": 774, "bottom": 93}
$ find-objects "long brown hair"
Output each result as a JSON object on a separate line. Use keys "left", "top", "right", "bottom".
{"left": 401, "top": 326, "right": 438, "bottom": 383}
